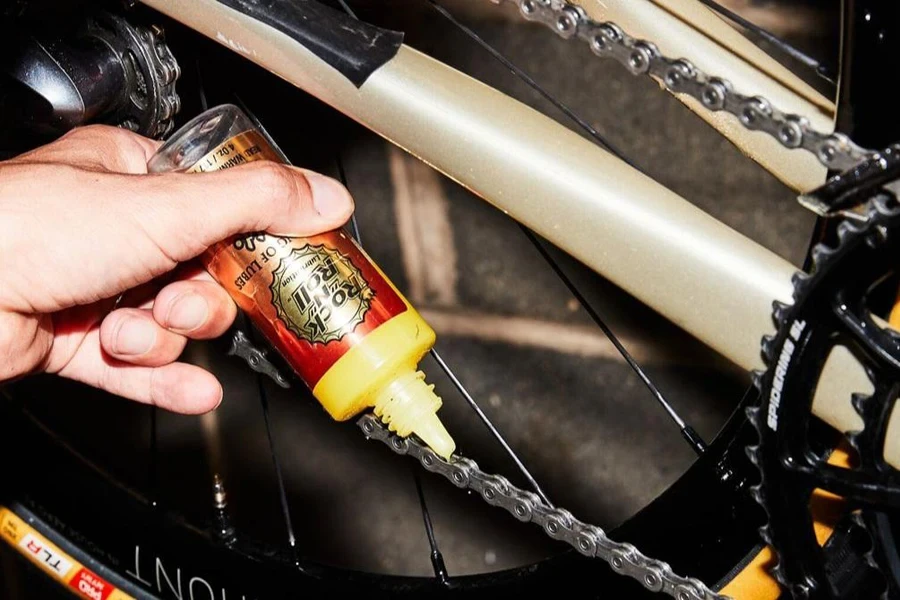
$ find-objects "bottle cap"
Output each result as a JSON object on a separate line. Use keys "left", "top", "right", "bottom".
{"left": 374, "top": 370, "right": 456, "bottom": 459}
{"left": 411, "top": 410, "right": 456, "bottom": 461}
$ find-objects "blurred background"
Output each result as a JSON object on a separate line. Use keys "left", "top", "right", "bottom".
{"left": 1, "top": 0, "right": 838, "bottom": 595}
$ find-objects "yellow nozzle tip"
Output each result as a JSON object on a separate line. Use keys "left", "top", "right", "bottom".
{"left": 414, "top": 414, "right": 456, "bottom": 460}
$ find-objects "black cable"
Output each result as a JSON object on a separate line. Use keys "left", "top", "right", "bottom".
{"left": 698, "top": 0, "right": 836, "bottom": 85}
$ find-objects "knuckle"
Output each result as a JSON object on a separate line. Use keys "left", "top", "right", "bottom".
{"left": 60, "top": 125, "right": 147, "bottom": 171}
{"left": 57, "top": 125, "right": 96, "bottom": 143}
{"left": 148, "top": 367, "right": 169, "bottom": 408}
{"left": 59, "top": 124, "right": 117, "bottom": 146}
{"left": 94, "top": 137, "right": 133, "bottom": 169}
{"left": 249, "top": 161, "right": 302, "bottom": 209}
{"left": 97, "top": 361, "right": 120, "bottom": 396}
{"left": 0, "top": 312, "right": 46, "bottom": 380}
{"left": 76, "top": 123, "right": 126, "bottom": 138}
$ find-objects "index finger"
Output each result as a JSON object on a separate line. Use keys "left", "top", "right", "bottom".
{"left": 9, "top": 125, "right": 163, "bottom": 174}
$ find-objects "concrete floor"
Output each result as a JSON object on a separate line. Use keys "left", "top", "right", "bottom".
{"left": 4, "top": 0, "right": 833, "bottom": 589}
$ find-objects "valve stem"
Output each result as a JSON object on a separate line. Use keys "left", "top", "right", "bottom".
{"left": 212, "top": 474, "right": 236, "bottom": 544}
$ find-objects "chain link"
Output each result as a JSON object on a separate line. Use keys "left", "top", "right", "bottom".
{"left": 492, "top": 0, "right": 874, "bottom": 173}
{"left": 357, "top": 414, "right": 728, "bottom": 600}
{"left": 231, "top": 3, "right": 883, "bottom": 594}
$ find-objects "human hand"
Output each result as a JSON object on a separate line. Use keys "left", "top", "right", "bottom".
{"left": 0, "top": 125, "right": 354, "bottom": 414}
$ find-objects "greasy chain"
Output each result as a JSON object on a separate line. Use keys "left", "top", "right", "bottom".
{"left": 365, "top": 2, "right": 882, "bottom": 598}
{"left": 219, "top": 1, "right": 879, "bottom": 597}
{"left": 358, "top": 415, "right": 724, "bottom": 599}
{"left": 493, "top": 0, "right": 875, "bottom": 172}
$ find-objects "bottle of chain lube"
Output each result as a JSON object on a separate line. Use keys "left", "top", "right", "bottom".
{"left": 147, "top": 104, "right": 456, "bottom": 459}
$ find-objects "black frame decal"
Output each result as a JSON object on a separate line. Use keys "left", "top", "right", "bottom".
{"left": 216, "top": 0, "right": 404, "bottom": 87}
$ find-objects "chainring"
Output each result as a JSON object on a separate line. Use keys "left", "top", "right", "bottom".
{"left": 748, "top": 195, "right": 900, "bottom": 598}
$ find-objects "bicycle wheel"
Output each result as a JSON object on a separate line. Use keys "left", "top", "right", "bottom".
{"left": 0, "top": 0, "right": 895, "bottom": 598}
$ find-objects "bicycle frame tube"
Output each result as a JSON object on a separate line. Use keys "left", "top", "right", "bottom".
{"left": 574, "top": 0, "right": 835, "bottom": 193}
{"left": 139, "top": 0, "right": 880, "bottom": 462}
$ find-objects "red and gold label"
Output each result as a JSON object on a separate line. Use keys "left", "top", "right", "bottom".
{"left": 205, "top": 230, "right": 407, "bottom": 386}
{"left": 190, "top": 131, "right": 407, "bottom": 387}
{"left": 269, "top": 242, "right": 374, "bottom": 344}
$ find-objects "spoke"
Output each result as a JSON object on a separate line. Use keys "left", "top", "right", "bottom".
{"left": 232, "top": 94, "right": 291, "bottom": 163}
{"left": 520, "top": 227, "right": 708, "bottom": 455}
{"left": 197, "top": 57, "right": 236, "bottom": 542}
{"left": 335, "top": 0, "right": 357, "bottom": 19}
{"left": 697, "top": 0, "right": 836, "bottom": 85}
{"left": 429, "top": 348, "right": 554, "bottom": 505}
{"left": 412, "top": 467, "right": 450, "bottom": 584}
{"left": 246, "top": 317, "right": 302, "bottom": 563}
{"left": 236, "top": 89, "right": 362, "bottom": 243}
{"left": 335, "top": 0, "right": 555, "bottom": 506}
{"left": 196, "top": 58, "right": 209, "bottom": 112}
{"left": 148, "top": 406, "right": 159, "bottom": 508}
{"left": 419, "top": 0, "right": 706, "bottom": 454}
{"left": 228, "top": 94, "right": 303, "bottom": 564}
{"left": 335, "top": 152, "right": 362, "bottom": 244}
{"left": 421, "top": 0, "right": 635, "bottom": 168}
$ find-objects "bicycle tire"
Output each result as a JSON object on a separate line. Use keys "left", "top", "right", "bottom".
{"left": 1, "top": 1, "right": 896, "bottom": 599}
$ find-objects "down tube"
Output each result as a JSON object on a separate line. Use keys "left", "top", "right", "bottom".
{"left": 138, "top": 0, "right": 876, "bottom": 440}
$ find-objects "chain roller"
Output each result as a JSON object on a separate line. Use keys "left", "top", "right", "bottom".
{"left": 225, "top": 3, "right": 892, "bottom": 595}
{"left": 494, "top": 0, "right": 874, "bottom": 173}
{"left": 357, "top": 414, "right": 727, "bottom": 600}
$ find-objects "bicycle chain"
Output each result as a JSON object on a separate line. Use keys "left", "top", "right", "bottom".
{"left": 222, "top": 4, "right": 889, "bottom": 596}
{"left": 356, "top": 414, "right": 726, "bottom": 600}
{"left": 224, "top": 330, "right": 724, "bottom": 598}
{"left": 492, "top": 0, "right": 874, "bottom": 173}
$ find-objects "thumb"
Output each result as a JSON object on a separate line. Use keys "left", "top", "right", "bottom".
{"left": 134, "top": 160, "right": 355, "bottom": 259}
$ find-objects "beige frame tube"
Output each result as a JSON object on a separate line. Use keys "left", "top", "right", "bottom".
{"left": 139, "top": 0, "right": 882, "bottom": 462}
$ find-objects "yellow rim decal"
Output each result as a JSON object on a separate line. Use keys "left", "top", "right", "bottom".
{"left": 0, "top": 506, "right": 135, "bottom": 600}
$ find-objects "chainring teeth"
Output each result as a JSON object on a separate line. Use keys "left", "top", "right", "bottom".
{"left": 810, "top": 243, "right": 836, "bottom": 267}
{"left": 745, "top": 194, "right": 900, "bottom": 598}
{"left": 844, "top": 429, "right": 864, "bottom": 456}
{"left": 836, "top": 219, "right": 861, "bottom": 242}
{"left": 760, "top": 335, "right": 777, "bottom": 363}
{"left": 749, "top": 369, "right": 765, "bottom": 391}
{"left": 745, "top": 404, "right": 761, "bottom": 425}
{"left": 851, "top": 392, "right": 871, "bottom": 420}
{"left": 772, "top": 300, "right": 790, "bottom": 327}
{"left": 791, "top": 270, "right": 811, "bottom": 291}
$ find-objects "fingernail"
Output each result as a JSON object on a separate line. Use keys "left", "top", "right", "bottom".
{"left": 305, "top": 172, "right": 353, "bottom": 219}
{"left": 115, "top": 317, "right": 156, "bottom": 356}
{"left": 212, "top": 385, "right": 224, "bottom": 410}
{"left": 166, "top": 293, "right": 209, "bottom": 332}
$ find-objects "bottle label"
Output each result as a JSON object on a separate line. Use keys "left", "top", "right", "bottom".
{"left": 188, "top": 130, "right": 408, "bottom": 387}
{"left": 210, "top": 231, "right": 407, "bottom": 387}
{"left": 186, "top": 130, "right": 280, "bottom": 172}
{"left": 269, "top": 243, "right": 374, "bottom": 345}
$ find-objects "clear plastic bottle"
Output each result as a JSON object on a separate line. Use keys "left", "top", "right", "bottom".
{"left": 147, "top": 104, "right": 456, "bottom": 459}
